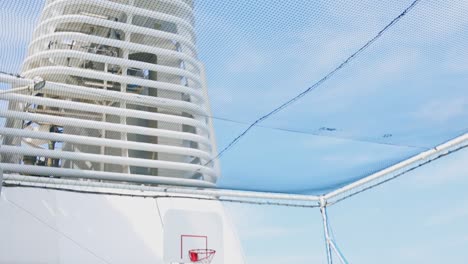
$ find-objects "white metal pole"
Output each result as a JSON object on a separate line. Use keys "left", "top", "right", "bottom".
{"left": 325, "top": 133, "right": 468, "bottom": 201}
{"left": 0, "top": 86, "right": 30, "bottom": 94}
{"left": 320, "top": 197, "right": 333, "bottom": 264}
{"left": 329, "top": 240, "right": 349, "bottom": 264}
{"left": 2, "top": 174, "right": 321, "bottom": 202}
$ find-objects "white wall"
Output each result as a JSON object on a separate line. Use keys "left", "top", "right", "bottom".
{"left": 0, "top": 186, "right": 244, "bottom": 264}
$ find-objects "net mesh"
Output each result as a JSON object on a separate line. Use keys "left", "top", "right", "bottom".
{"left": 0, "top": 0, "right": 467, "bottom": 194}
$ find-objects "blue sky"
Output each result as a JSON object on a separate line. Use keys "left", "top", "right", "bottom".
{"left": 1, "top": 0, "right": 467, "bottom": 263}
{"left": 193, "top": 0, "right": 468, "bottom": 192}
{"left": 225, "top": 147, "right": 468, "bottom": 263}
{"left": 1, "top": 0, "right": 467, "bottom": 192}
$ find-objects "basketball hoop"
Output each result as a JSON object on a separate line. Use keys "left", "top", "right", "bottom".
{"left": 188, "top": 249, "right": 216, "bottom": 264}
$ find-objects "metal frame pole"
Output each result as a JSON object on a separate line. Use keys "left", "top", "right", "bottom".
{"left": 329, "top": 240, "right": 349, "bottom": 264}
{"left": 320, "top": 197, "right": 333, "bottom": 264}
{"left": 2, "top": 174, "right": 321, "bottom": 202}
{"left": 319, "top": 197, "right": 349, "bottom": 264}
{"left": 325, "top": 133, "right": 468, "bottom": 201}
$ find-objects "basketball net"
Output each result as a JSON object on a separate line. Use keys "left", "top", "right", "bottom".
{"left": 189, "top": 249, "right": 216, "bottom": 264}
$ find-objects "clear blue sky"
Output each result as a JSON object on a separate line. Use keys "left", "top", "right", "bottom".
{"left": 1, "top": 0, "right": 467, "bottom": 263}
{"left": 225, "top": 147, "right": 468, "bottom": 263}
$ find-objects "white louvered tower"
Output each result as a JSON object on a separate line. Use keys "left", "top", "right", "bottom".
{"left": 1, "top": 0, "right": 220, "bottom": 185}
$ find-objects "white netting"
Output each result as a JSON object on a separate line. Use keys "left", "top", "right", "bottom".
{"left": 0, "top": 0, "right": 467, "bottom": 194}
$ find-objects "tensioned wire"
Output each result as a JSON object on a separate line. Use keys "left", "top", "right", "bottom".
{"left": 0, "top": 0, "right": 464, "bottom": 193}
{"left": 0, "top": 0, "right": 456, "bottom": 156}
{"left": 3, "top": 195, "right": 113, "bottom": 264}
{"left": 0, "top": 0, "right": 427, "bottom": 187}
{"left": 200, "top": 0, "right": 422, "bottom": 167}
{"left": 0, "top": 71, "right": 428, "bottom": 150}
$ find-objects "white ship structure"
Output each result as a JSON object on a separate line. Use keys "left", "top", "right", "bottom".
{"left": 0, "top": 0, "right": 244, "bottom": 263}
{"left": 1, "top": 0, "right": 219, "bottom": 183}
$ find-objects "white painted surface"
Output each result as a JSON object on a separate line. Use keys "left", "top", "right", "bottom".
{"left": 159, "top": 198, "right": 245, "bottom": 264}
{"left": 0, "top": 187, "right": 245, "bottom": 264}
{"left": 163, "top": 210, "right": 223, "bottom": 263}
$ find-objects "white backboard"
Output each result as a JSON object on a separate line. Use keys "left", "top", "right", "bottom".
{"left": 163, "top": 209, "right": 224, "bottom": 264}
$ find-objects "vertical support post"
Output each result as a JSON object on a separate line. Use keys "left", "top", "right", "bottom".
{"left": 319, "top": 196, "right": 349, "bottom": 264}
{"left": 320, "top": 197, "right": 333, "bottom": 264}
